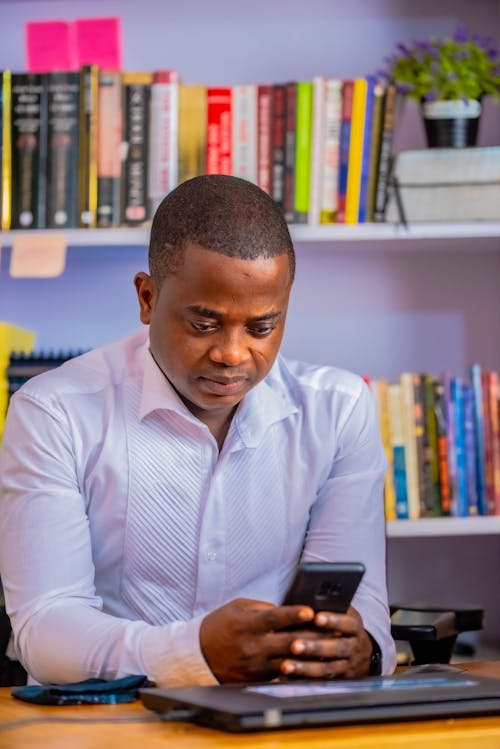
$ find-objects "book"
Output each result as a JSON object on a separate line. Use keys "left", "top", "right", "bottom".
{"left": 319, "top": 79, "right": 342, "bottom": 224}
{"left": 357, "top": 75, "right": 376, "bottom": 223}
{"left": 1, "top": 70, "right": 12, "bottom": 231}
{"left": 294, "top": 81, "right": 313, "bottom": 224}
{"left": 121, "top": 71, "right": 152, "bottom": 226}
{"left": 0, "top": 322, "right": 35, "bottom": 442}
{"left": 365, "top": 81, "right": 386, "bottom": 222}
{"left": 373, "top": 83, "right": 396, "bottom": 222}
{"left": 232, "top": 84, "right": 257, "bottom": 184}
{"left": 443, "top": 371, "right": 457, "bottom": 517}
{"left": 470, "top": 363, "right": 488, "bottom": 515}
{"left": 372, "top": 379, "right": 397, "bottom": 521}
{"left": 463, "top": 383, "right": 479, "bottom": 516}
{"left": 423, "top": 374, "right": 442, "bottom": 516}
{"left": 177, "top": 84, "right": 207, "bottom": 184}
{"left": 78, "top": 64, "right": 99, "bottom": 228}
{"left": 10, "top": 72, "right": 47, "bottom": 229}
{"left": 336, "top": 80, "right": 353, "bottom": 224}
{"left": 451, "top": 377, "right": 468, "bottom": 517}
{"left": 270, "top": 83, "right": 286, "bottom": 210}
{"left": 283, "top": 81, "right": 297, "bottom": 223}
{"left": 412, "top": 373, "right": 433, "bottom": 517}
{"left": 148, "top": 69, "right": 179, "bottom": 217}
{"left": 482, "top": 371, "right": 500, "bottom": 515}
{"left": 400, "top": 372, "right": 421, "bottom": 519}
{"left": 434, "top": 379, "right": 451, "bottom": 515}
{"left": 386, "top": 146, "right": 500, "bottom": 223}
{"left": 256, "top": 84, "right": 272, "bottom": 195}
{"left": 387, "top": 383, "right": 409, "bottom": 519}
{"left": 308, "top": 76, "right": 326, "bottom": 226}
{"left": 97, "top": 69, "right": 122, "bottom": 228}
{"left": 45, "top": 71, "right": 80, "bottom": 228}
{"left": 345, "top": 77, "right": 368, "bottom": 225}
{"left": 206, "top": 87, "right": 232, "bottom": 175}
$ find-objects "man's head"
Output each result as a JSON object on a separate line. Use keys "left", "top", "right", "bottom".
{"left": 134, "top": 175, "right": 295, "bottom": 434}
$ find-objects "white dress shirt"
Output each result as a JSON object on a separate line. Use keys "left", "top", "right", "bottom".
{"left": 0, "top": 328, "right": 396, "bottom": 685}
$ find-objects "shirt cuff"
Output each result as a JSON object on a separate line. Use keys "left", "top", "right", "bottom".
{"left": 140, "top": 614, "right": 218, "bottom": 687}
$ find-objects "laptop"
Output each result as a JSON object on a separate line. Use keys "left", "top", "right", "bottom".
{"left": 140, "top": 667, "right": 500, "bottom": 732}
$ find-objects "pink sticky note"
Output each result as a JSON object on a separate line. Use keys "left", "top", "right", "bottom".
{"left": 74, "top": 17, "right": 122, "bottom": 69}
{"left": 25, "top": 21, "right": 73, "bottom": 72}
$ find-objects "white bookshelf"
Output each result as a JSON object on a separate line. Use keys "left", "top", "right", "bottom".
{"left": 2, "top": 222, "right": 500, "bottom": 247}
{"left": 387, "top": 516, "right": 500, "bottom": 538}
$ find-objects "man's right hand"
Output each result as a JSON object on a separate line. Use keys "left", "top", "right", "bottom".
{"left": 199, "top": 597, "right": 316, "bottom": 683}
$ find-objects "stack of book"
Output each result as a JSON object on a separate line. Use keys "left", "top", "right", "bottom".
{"left": 0, "top": 67, "right": 397, "bottom": 231}
{"left": 368, "top": 367, "right": 500, "bottom": 521}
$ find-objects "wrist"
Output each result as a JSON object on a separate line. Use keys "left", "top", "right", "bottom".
{"left": 366, "top": 632, "right": 382, "bottom": 676}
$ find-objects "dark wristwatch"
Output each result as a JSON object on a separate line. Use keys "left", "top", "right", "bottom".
{"left": 367, "top": 633, "right": 382, "bottom": 676}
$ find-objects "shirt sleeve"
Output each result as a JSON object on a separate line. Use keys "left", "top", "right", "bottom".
{"left": 301, "top": 380, "right": 397, "bottom": 675}
{"left": 0, "top": 390, "right": 217, "bottom": 687}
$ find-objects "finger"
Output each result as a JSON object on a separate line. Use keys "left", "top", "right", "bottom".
{"left": 314, "top": 611, "right": 363, "bottom": 635}
{"left": 258, "top": 604, "right": 315, "bottom": 632}
{"left": 289, "top": 634, "right": 355, "bottom": 661}
{"left": 280, "top": 658, "right": 350, "bottom": 680}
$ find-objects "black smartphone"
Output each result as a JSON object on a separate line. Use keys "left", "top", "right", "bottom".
{"left": 282, "top": 562, "right": 365, "bottom": 614}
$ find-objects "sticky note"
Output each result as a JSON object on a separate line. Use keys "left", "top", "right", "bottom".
{"left": 10, "top": 233, "right": 67, "bottom": 278}
{"left": 25, "top": 21, "right": 73, "bottom": 72}
{"left": 74, "top": 17, "right": 122, "bottom": 69}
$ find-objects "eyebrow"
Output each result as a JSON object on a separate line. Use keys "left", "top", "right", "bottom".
{"left": 185, "top": 305, "right": 283, "bottom": 322}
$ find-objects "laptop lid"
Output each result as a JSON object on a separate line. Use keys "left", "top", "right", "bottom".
{"left": 140, "top": 670, "right": 500, "bottom": 732}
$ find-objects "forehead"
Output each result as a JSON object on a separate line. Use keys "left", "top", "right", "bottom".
{"left": 161, "top": 243, "right": 292, "bottom": 310}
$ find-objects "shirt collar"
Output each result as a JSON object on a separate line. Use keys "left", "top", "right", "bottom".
{"left": 138, "top": 340, "right": 298, "bottom": 446}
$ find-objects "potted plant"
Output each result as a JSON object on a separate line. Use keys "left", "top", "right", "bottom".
{"left": 381, "top": 24, "right": 500, "bottom": 147}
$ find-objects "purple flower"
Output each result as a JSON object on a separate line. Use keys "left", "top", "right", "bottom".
{"left": 487, "top": 47, "right": 499, "bottom": 61}
{"left": 453, "top": 23, "right": 469, "bottom": 43}
{"left": 448, "top": 72, "right": 458, "bottom": 81}
{"left": 424, "top": 90, "right": 439, "bottom": 102}
{"left": 396, "top": 83, "right": 414, "bottom": 94}
{"left": 454, "top": 50, "right": 469, "bottom": 61}
{"left": 396, "top": 42, "right": 412, "bottom": 57}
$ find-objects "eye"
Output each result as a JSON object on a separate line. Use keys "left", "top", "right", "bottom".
{"left": 246, "top": 324, "right": 276, "bottom": 337}
{"left": 191, "top": 321, "right": 218, "bottom": 333}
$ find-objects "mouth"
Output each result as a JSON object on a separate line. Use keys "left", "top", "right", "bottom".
{"left": 197, "top": 375, "right": 248, "bottom": 396}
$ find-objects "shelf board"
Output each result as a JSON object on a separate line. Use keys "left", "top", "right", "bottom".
{"left": 387, "top": 516, "right": 500, "bottom": 537}
{"left": 2, "top": 222, "right": 500, "bottom": 247}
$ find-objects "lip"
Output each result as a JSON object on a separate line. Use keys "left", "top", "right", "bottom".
{"left": 197, "top": 375, "right": 248, "bottom": 396}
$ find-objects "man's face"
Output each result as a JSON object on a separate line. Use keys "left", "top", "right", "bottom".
{"left": 134, "top": 242, "right": 292, "bottom": 427}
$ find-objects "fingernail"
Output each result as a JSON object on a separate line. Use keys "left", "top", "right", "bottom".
{"left": 282, "top": 661, "right": 295, "bottom": 674}
{"left": 291, "top": 640, "right": 305, "bottom": 654}
{"left": 316, "top": 613, "right": 336, "bottom": 627}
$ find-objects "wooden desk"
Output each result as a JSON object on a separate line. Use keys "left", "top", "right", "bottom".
{"left": 0, "top": 663, "right": 499, "bottom": 749}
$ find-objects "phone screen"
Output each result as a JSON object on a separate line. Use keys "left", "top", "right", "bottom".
{"left": 282, "top": 562, "right": 365, "bottom": 614}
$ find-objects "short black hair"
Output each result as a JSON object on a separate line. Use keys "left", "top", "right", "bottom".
{"left": 148, "top": 175, "right": 295, "bottom": 284}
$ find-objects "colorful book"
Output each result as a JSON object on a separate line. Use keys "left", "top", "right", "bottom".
{"left": 0, "top": 322, "right": 35, "bottom": 442}
{"left": 177, "top": 84, "right": 207, "bottom": 184}
{"left": 400, "top": 372, "right": 421, "bottom": 520}
{"left": 423, "top": 374, "right": 442, "bottom": 516}
{"left": 294, "top": 81, "right": 313, "bottom": 224}
{"left": 232, "top": 84, "right": 257, "bottom": 184}
{"left": 283, "top": 81, "right": 297, "bottom": 223}
{"left": 470, "top": 363, "right": 488, "bottom": 515}
{"left": 319, "top": 78, "right": 342, "bottom": 225}
{"left": 482, "top": 371, "right": 500, "bottom": 515}
{"left": 434, "top": 380, "right": 452, "bottom": 515}
{"left": 451, "top": 377, "right": 467, "bottom": 517}
{"left": 357, "top": 75, "right": 376, "bottom": 223}
{"left": 78, "top": 64, "right": 99, "bottom": 228}
{"left": 308, "top": 76, "right": 326, "bottom": 226}
{"left": 373, "top": 83, "right": 396, "bottom": 222}
{"left": 270, "top": 83, "right": 286, "bottom": 210}
{"left": 345, "top": 77, "right": 368, "bottom": 225}
{"left": 46, "top": 71, "right": 80, "bottom": 228}
{"left": 372, "top": 379, "right": 397, "bottom": 521}
{"left": 336, "top": 80, "right": 353, "bottom": 224}
{"left": 365, "top": 81, "right": 386, "bottom": 222}
{"left": 256, "top": 84, "right": 272, "bottom": 195}
{"left": 148, "top": 69, "right": 179, "bottom": 217}
{"left": 1, "top": 70, "right": 12, "bottom": 231}
{"left": 10, "top": 72, "right": 47, "bottom": 229}
{"left": 206, "top": 87, "right": 232, "bottom": 175}
{"left": 463, "top": 383, "right": 479, "bottom": 516}
{"left": 121, "top": 71, "right": 152, "bottom": 226}
{"left": 388, "top": 383, "right": 409, "bottom": 519}
{"left": 97, "top": 69, "right": 122, "bottom": 228}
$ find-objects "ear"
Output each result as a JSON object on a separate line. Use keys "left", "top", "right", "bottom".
{"left": 134, "top": 272, "right": 157, "bottom": 325}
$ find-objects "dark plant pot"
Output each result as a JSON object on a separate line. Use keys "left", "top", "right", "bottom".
{"left": 423, "top": 116, "right": 480, "bottom": 148}
{"left": 421, "top": 99, "right": 481, "bottom": 148}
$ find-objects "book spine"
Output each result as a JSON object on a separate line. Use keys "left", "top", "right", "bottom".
{"left": 148, "top": 70, "right": 179, "bottom": 217}
{"left": 121, "top": 73, "right": 151, "bottom": 226}
{"left": 400, "top": 372, "right": 420, "bottom": 520}
{"left": 232, "top": 84, "right": 257, "bottom": 183}
{"left": 357, "top": 76, "right": 376, "bottom": 223}
{"left": 11, "top": 72, "right": 47, "bottom": 229}
{"left": 294, "top": 81, "right": 313, "bottom": 224}
{"left": 434, "top": 380, "right": 451, "bottom": 515}
{"left": 423, "top": 374, "right": 442, "bottom": 516}
{"left": 388, "top": 383, "right": 409, "bottom": 519}
{"left": 206, "top": 87, "right": 232, "bottom": 175}
{"left": 463, "top": 384, "right": 479, "bottom": 516}
{"left": 365, "top": 82, "right": 386, "bottom": 222}
{"left": 451, "top": 377, "right": 468, "bottom": 517}
{"left": 443, "top": 371, "right": 457, "bottom": 516}
{"left": 485, "top": 371, "right": 500, "bottom": 515}
{"left": 257, "top": 84, "right": 272, "bottom": 195}
{"left": 470, "top": 363, "right": 488, "bottom": 515}
{"left": 481, "top": 372, "right": 496, "bottom": 514}
{"left": 373, "top": 83, "right": 396, "bottom": 222}
{"left": 308, "top": 76, "right": 326, "bottom": 226}
{"left": 78, "top": 64, "right": 99, "bottom": 228}
{"left": 283, "top": 82, "right": 297, "bottom": 223}
{"left": 373, "top": 379, "right": 397, "bottom": 521}
{"left": 336, "top": 80, "right": 353, "bottom": 224}
{"left": 177, "top": 84, "right": 207, "bottom": 184}
{"left": 46, "top": 71, "right": 80, "bottom": 228}
{"left": 413, "top": 373, "right": 433, "bottom": 517}
{"left": 97, "top": 70, "right": 122, "bottom": 228}
{"left": 319, "top": 79, "right": 342, "bottom": 224}
{"left": 345, "top": 78, "right": 368, "bottom": 225}
{"left": 270, "top": 84, "right": 286, "bottom": 210}
{"left": 1, "top": 70, "right": 12, "bottom": 230}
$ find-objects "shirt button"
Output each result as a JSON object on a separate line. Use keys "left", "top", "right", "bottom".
{"left": 207, "top": 551, "right": 217, "bottom": 561}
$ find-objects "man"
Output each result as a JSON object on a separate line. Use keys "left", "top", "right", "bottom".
{"left": 0, "top": 175, "right": 396, "bottom": 686}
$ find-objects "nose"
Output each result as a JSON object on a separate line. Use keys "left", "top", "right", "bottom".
{"left": 208, "top": 329, "right": 251, "bottom": 367}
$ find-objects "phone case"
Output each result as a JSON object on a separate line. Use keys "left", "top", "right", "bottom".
{"left": 282, "top": 562, "right": 365, "bottom": 613}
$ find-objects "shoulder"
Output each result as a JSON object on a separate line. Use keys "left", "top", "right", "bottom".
{"left": 272, "top": 354, "right": 367, "bottom": 404}
{"left": 12, "top": 328, "right": 148, "bottom": 407}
